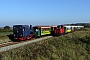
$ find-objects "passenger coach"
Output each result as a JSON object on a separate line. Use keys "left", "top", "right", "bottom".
{"left": 33, "top": 26, "right": 51, "bottom": 37}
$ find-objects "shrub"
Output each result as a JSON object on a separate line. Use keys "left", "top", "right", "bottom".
{"left": 4, "top": 26, "right": 10, "bottom": 30}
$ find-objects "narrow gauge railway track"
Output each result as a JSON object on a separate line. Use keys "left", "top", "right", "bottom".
{"left": 0, "top": 39, "right": 35, "bottom": 48}
{"left": 0, "top": 36, "right": 52, "bottom": 52}
{"left": 0, "top": 36, "right": 37, "bottom": 48}
{"left": 0, "top": 42, "right": 19, "bottom": 48}
{"left": 0, "top": 36, "right": 45, "bottom": 48}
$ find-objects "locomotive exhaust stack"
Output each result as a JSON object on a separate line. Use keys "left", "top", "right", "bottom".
{"left": 30, "top": 25, "right": 32, "bottom": 29}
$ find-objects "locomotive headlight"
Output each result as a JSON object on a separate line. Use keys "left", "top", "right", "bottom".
{"left": 17, "top": 31, "right": 18, "bottom": 33}
{"left": 20, "top": 34, "right": 22, "bottom": 37}
{"left": 14, "top": 34, "right": 15, "bottom": 37}
{"left": 14, "top": 27, "right": 15, "bottom": 29}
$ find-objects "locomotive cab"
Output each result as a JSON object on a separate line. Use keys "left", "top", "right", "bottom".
{"left": 13, "top": 25, "right": 35, "bottom": 41}
{"left": 33, "top": 27, "right": 41, "bottom": 37}
{"left": 53, "top": 25, "right": 64, "bottom": 36}
{"left": 57, "top": 25, "right": 64, "bottom": 35}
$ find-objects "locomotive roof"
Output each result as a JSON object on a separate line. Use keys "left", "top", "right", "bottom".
{"left": 33, "top": 26, "right": 51, "bottom": 28}
{"left": 51, "top": 25, "right": 57, "bottom": 27}
{"left": 13, "top": 25, "right": 28, "bottom": 26}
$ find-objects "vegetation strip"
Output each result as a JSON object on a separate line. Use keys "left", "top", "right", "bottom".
{"left": 0, "top": 28, "right": 90, "bottom": 60}
{"left": 0, "top": 36, "right": 52, "bottom": 52}
{"left": 0, "top": 30, "right": 90, "bottom": 60}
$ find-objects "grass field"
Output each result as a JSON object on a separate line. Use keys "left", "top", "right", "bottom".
{"left": 0, "top": 32, "right": 13, "bottom": 43}
{"left": 0, "top": 28, "right": 90, "bottom": 60}
{"left": 0, "top": 32, "right": 13, "bottom": 35}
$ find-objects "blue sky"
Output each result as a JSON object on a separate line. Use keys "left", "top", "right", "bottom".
{"left": 0, "top": 0, "right": 90, "bottom": 27}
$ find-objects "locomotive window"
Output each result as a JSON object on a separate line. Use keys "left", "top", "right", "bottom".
{"left": 13, "top": 27, "right": 18, "bottom": 31}
{"left": 13, "top": 27, "right": 16, "bottom": 29}
{"left": 26, "top": 27, "right": 28, "bottom": 31}
{"left": 19, "top": 27, "right": 22, "bottom": 30}
{"left": 23, "top": 27, "right": 25, "bottom": 31}
{"left": 36, "top": 29, "right": 39, "bottom": 32}
{"left": 59, "top": 26, "right": 61, "bottom": 28}
{"left": 13, "top": 27, "right": 15, "bottom": 29}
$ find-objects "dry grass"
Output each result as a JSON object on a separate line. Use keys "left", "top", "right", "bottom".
{"left": 0, "top": 32, "right": 13, "bottom": 43}
{"left": 0, "top": 34, "right": 11, "bottom": 43}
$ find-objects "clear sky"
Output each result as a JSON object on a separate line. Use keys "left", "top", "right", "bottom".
{"left": 0, "top": 0, "right": 90, "bottom": 27}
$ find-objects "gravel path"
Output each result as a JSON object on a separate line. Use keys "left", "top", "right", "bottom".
{"left": 0, "top": 36, "right": 52, "bottom": 52}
